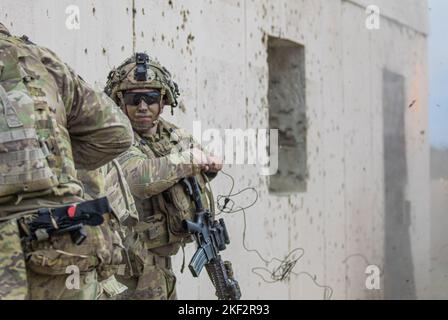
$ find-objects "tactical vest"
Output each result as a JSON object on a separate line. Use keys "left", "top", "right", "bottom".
{"left": 134, "top": 119, "right": 213, "bottom": 256}
{"left": 105, "top": 160, "right": 139, "bottom": 225}
{"left": 0, "top": 35, "right": 81, "bottom": 210}
{"left": 78, "top": 161, "right": 139, "bottom": 225}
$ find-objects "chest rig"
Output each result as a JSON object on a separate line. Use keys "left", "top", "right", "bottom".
{"left": 0, "top": 35, "right": 81, "bottom": 210}
{"left": 133, "top": 120, "right": 212, "bottom": 255}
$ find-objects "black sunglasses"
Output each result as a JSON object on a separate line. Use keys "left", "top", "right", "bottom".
{"left": 123, "top": 91, "right": 161, "bottom": 106}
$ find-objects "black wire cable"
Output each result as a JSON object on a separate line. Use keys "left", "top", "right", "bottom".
{"left": 216, "top": 170, "right": 334, "bottom": 300}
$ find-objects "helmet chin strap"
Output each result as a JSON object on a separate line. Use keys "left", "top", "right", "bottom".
{"left": 147, "top": 98, "right": 164, "bottom": 129}
{"left": 152, "top": 89, "right": 166, "bottom": 125}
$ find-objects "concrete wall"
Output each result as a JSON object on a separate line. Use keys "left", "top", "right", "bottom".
{"left": 430, "top": 177, "right": 448, "bottom": 299}
{"left": 430, "top": 147, "right": 448, "bottom": 299}
{"left": 0, "top": 0, "right": 429, "bottom": 299}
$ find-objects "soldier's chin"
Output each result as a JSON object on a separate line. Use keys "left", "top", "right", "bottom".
{"left": 131, "top": 120, "right": 154, "bottom": 132}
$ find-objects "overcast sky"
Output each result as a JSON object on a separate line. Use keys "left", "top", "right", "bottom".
{"left": 429, "top": 0, "right": 448, "bottom": 148}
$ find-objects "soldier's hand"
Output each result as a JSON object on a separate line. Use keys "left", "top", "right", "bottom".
{"left": 188, "top": 147, "right": 210, "bottom": 172}
{"left": 206, "top": 155, "right": 223, "bottom": 173}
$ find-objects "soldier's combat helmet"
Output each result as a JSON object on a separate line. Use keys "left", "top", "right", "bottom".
{"left": 0, "top": 22, "right": 11, "bottom": 36}
{"left": 105, "top": 52, "right": 180, "bottom": 109}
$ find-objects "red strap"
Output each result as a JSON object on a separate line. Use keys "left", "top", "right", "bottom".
{"left": 67, "top": 205, "right": 77, "bottom": 218}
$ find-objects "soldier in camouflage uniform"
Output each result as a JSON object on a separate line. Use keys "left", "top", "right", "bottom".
{"left": 104, "top": 53, "right": 223, "bottom": 300}
{"left": 0, "top": 23, "right": 133, "bottom": 299}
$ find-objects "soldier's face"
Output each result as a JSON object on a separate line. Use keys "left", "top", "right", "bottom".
{"left": 123, "top": 88, "right": 164, "bottom": 132}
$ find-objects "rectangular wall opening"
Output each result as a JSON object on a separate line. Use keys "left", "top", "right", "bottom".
{"left": 382, "top": 69, "right": 415, "bottom": 299}
{"left": 267, "top": 36, "right": 307, "bottom": 195}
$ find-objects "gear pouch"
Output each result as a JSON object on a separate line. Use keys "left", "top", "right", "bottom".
{"left": 0, "top": 219, "right": 28, "bottom": 299}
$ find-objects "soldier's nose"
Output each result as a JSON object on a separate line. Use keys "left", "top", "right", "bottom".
{"left": 137, "top": 100, "right": 149, "bottom": 111}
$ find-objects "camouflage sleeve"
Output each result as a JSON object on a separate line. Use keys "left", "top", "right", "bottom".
{"left": 39, "top": 47, "right": 133, "bottom": 170}
{"left": 117, "top": 145, "right": 201, "bottom": 200}
{"left": 77, "top": 168, "right": 106, "bottom": 200}
{"left": 170, "top": 123, "right": 218, "bottom": 181}
{"left": 77, "top": 163, "right": 138, "bottom": 224}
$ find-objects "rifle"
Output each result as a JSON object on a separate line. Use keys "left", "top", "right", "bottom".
{"left": 181, "top": 176, "right": 241, "bottom": 300}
